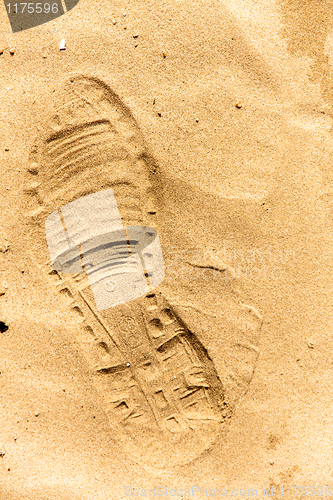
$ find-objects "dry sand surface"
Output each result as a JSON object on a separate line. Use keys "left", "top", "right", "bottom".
{"left": 1, "top": 0, "right": 333, "bottom": 499}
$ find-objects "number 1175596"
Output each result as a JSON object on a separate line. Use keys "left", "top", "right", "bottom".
{"left": 6, "top": 2, "right": 59, "bottom": 13}
{"left": 280, "top": 487, "right": 332, "bottom": 497}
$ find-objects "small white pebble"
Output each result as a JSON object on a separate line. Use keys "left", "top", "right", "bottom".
{"left": 59, "top": 39, "right": 66, "bottom": 51}
{"left": 28, "top": 163, "right": 39, "bottom": 175}
{"left": 126, "top": 362, "right": 130, "bottom": 367}
{"left": 112, "top": 19, "right": 117, "bottom": 25}
{"left": 122, "top": 12, "right": 126, "bottom": 16}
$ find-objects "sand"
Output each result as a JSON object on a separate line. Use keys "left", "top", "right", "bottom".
{"left": 1, "top": 0, "right": 333, "bottom": 498}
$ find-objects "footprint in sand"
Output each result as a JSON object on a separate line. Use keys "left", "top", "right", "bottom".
{"left": 23, "top": 75, "right": 262, "bottom": 468}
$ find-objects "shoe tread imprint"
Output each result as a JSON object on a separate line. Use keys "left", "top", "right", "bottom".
{"left": 21, "top": 75, "right": 262, "bottom": 469}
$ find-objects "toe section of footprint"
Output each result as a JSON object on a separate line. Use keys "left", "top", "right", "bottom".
{"left": 165, "top": 294, "right": 262, "bottom": 409}
{"left": 66, "top": 288, "right": 228, "bottom": 467}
